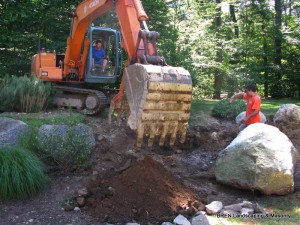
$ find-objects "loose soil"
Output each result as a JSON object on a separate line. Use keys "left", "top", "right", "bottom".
{"left": 85, "top": 156, "right": 205, "bottom": 224}
{"left": 0, "top": 109, "right": 300, "bottom": 225}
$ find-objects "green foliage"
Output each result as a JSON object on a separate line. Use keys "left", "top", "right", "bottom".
{"left": 38, "top": 126, "right": 93, "bottom": 172}
{"left": 143, "top": 0, "right": 179, "bottom": 64}
{"left": 0, "top": 146, "right": 47, "bottom": 201}
{"left": 1, "top": 0, "right": 300, "bottom": 98}
{"left": 1, "top": 112, "right": 87, "bottom": 170}
{"left": 0, "top": 0, "right": 81, "bottom": 76}
{"left": 212, "top": 99, "right": 246, "bottom": 118}
{"left": 0, "top": 75, "right": 54, "bottom": 113}
{"left": 190, "top": 99, "right": 217, "bottom": 116}
{"left": 19, "top": 127, "right": 40, "bottom": 156}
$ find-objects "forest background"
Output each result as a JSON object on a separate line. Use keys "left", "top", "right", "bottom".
{"left": 0, "top": 0, "right": 299, "bottom": 99}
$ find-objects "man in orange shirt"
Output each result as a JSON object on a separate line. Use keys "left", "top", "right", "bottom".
{"left": 229, "top": 84, "right": 261, "bottom": 131}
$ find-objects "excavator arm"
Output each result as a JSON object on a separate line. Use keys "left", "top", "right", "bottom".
{"left": 64, "top": 0, "right": 113, "bottom": 79}
{"left": 43, "top": 0, "right": 193, "bottom": 147}
{"left": 64, "top": 0, "right": 160, "bottom": 77}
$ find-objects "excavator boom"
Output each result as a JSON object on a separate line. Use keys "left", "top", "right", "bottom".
{"left": 31, "top": 0, "right": 193, "bottom": 147}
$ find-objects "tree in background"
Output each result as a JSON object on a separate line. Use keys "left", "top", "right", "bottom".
{"left": 0, "top": 0, "right": 299, "bottom": 98}
{"left": 271, "top": 0, "right": 283, "bottom": 97}
{"left": 0, "top": 0, "right": 81, "bottom": 76}
{"left": 175, "top": 0, "right": 300, "bottom": 99}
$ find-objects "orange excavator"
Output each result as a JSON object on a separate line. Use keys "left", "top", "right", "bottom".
{"left": 31, "top": 0, "right": 192, "bottom": 147}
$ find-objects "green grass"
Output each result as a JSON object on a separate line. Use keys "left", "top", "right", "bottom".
{"left": 191, "top": 98, "right": 300, "bottom": 117}
{"left": 0, "top": 146, "right": 47, "bottom": 201}
{"left": 261, "top": 99, "right": 300, "bottom": 116}
{"left": 219, "top": 195, "right": 300, "bottom": 225}
{"left": 0, "top": 111, "right": 85, "bottom": 129}
{"left": 191, "top": 99, "right": 218, "bottom": 115}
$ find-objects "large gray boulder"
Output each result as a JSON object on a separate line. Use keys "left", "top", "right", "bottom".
{"left": 216, "top": 123, "right": 298, "bottom": 195}
{"left": 0, "top": 117, "right": 28, "bottom": 147}
{"left": 235, "top": 111, "right": 266, "bottom": 124}
{"left": 273, "top": 104, "right": 300, "bottom": 145}
{"left": 38, "top": 123, "right": 96, "bottom": 153}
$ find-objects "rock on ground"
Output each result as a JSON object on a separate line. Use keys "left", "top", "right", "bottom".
{"left": 189, "top": 112, "right": 221, "bottom": 132}
{"left": 215, "top": 123, "right": 298, "bottom": 195}
{"left": 173, "top": 214, "right": 191, "bottom": 225}
{"left": 38, "top": 123, "right": 96, "bottom": 152}
{"left": 235, "top": 111, "right": 266, "bottom": 124}
{"left": 273, "top": 104, "right": 300, "bottom": 146}
{"left": 0, "top": 117, "right": 28, "bottom": 147}
{"left": 205, "top": 201, "right": 223, "bottom": 214}
{"left": 190, "top": 212, "right": 211, "bottom": 225}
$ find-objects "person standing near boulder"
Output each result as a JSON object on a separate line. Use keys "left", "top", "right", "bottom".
{"left": 229, "top": 84, "right": 261, "bottom": 131}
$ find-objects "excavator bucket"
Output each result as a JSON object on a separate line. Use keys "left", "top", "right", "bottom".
{"left": 123, "top": 64, "right": 192, "bottom": 147}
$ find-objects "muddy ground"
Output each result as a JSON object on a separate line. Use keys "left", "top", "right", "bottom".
{"left": 0, "top": 110, "right": 299, "bottom": 225}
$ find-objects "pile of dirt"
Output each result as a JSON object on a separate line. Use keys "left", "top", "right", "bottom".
{"left": 85, "top": 156, "right": 205, "bottom": 224}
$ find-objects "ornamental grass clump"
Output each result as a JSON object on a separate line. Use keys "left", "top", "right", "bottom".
{"left": 0, "top": 75, "right": 54, "bottom": 113}
{"left": 212, "top": 99, "right": 246, "bottom": 118}
{"left": 0, "top": 146, "right": 47, "bottom": 201}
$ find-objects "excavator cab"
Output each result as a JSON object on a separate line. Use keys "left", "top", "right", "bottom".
{"left": 85, "top": 27, "right": 122, "bottom": 84}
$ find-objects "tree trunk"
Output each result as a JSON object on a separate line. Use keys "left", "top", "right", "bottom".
{"left": 258, "top": 0, "right": 269, "bottom": 98}
{"left": 263, "top": 39, "right": 269, "bottom": 98}
{"left": 213, "top": 0, "right": 222, "bottom": 99}
{"left": 229, "top": 4, "right": 239, "bottom": 38}
{"left": 273, "top": 0, "right": 283, "bottom": 97}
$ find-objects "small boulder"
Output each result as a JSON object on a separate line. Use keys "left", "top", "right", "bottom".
{"left": 189, "top": 113, "right": 220, "bottom": 132}
{"left": 190, "top": 212, "right": 211, "bottom": 225}
{"left": 223, "top": 203, "right": 243, "bottom": 212}
{"left": 241, "top": 208, "right": 254, "bottom": 215}
{"left": 38, "top": 123, "right": 96, "bottom": 153}
{"left": 205, "top": 201, "right": 223, "bottom": 215}
{"left": 73, "top": 207, "right": 80, "bottom": 211}
{"left": 216, "top": 123, "right": 298, "bottom": 195}
{"left": 76, "top": 197, "right": 85, "bottom": 207}
{"left": 220, "top": 209, "right": 239, "bottom": 215}
{"left": 273, "top": 104, "right": 300, "bottom": 145}
{"left": 77, "top": 187, "right": 88, "bottom": 197}
{"left": 173, "top": 214, "right": 191, "bottom": 225}
{"left": 0, "top": 117, "right": 28, "bottom": 147}
{"left": 235, "top": 111, "right": 266, "bottom": 124}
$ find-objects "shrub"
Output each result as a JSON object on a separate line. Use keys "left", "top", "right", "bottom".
{"left": 0, "top": 75, "right": 54, "bottom": 113}
{"left": 212, "top": 99, "right": 246, "bottom": 118}
{"left": 19, "top": 127, "right": 40, "bottom": 156}
{"left": 38, "top": 124, "right": 94, "bottom": 172}
{"left": 0, "top": 146, "right": 47, "bottom": 201}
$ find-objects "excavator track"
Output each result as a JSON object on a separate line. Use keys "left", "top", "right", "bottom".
{"left": 55, "top": 86, "right": 108, "bottom": 115}
{"left": 123, "top": 64, "right": 192, "bottom": 147}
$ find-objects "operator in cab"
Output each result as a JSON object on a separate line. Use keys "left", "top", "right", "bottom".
{"left": 92, "top": 40, "right": 108, "bottom": 73}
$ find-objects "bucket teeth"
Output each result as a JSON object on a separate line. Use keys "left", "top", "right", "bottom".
{"left": 147, "top": 124, "right": 157, "bottom": 147}
{"left": 123, "top": 64, "right": 192, "bottom": 147}
{"left": 136, "top": 124, "right": 145, "bottom": 148}
{"left": 170, "top": 122, "right": 178, "bottom": 146}
{"left": 135, "top": 121, "right": 187, "bottom": 147}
